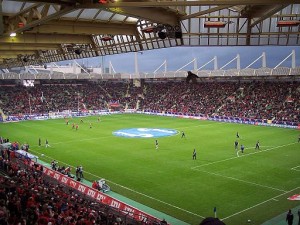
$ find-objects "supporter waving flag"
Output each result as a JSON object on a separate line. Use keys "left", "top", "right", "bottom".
{"left": 41, "top": 92, "right": 46, "bottom": 103}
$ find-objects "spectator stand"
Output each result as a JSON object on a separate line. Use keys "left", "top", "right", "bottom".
{"left": 15, "top": 149, "right": 38, "bottom": 162}
{"left": 9, "top": 150, "right": 182, "bottom": 225}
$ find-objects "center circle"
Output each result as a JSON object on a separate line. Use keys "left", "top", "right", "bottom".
{"left": 113, "top": 128, "right": 179, "bottom": 138}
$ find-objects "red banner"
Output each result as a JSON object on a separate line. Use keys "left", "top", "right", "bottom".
{"left": 288, "top": 194, "right": 300, "bottom": 201}
{"left": 109, "top": 103, "right": 120, "bottom": 107}
{"left": 43, "top": 167, "right": 161, "bottom": 223}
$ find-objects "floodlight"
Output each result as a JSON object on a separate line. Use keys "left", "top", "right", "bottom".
{"left": 277, "top": 20, "right": 300, "bottom": 27}
{"left": 74, "top": 48, "right": 83, "bottom": 55}
{"left": 158, "top": 31, "right": 167, "bottom": 39}
{"left": 141, "top": 26, "right": 156, "bottom": 33}
{"left": 204, "top": 21, "right": 227, "bottom": 28}
{"left": 101, "top": 35, "right": 114, "bottom": 41}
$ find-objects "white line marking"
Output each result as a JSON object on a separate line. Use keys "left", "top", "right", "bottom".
{"left": 28, "top": 135, "right": 114, "bottom": 148}
{"left": 31, "top": 150, "right": 205, "bottom": 219}
{"left": 31, "top": 121, "right": 222, "bottom": 147}
{"left": 98, "top": 176, "right": 206, "bottom": 219}
{"left": 192, "top": 168, "right": 286, "bottom": 192}
{"left": 16, "top": 119, "right": 297, "bottom": 221}
{"left": 174, "top": 121, "right": 225, "bottom": 130}
{"left": 291, "top": 165, "right": 300, "bottom": 172}
{"left": 191, "top": 142, "right": 297, "bottom": 169}
{"left": 221, "top": 187, "right": 299, "bottom": 221}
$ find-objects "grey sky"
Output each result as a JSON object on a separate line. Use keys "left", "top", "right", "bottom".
{"left": 76, "top": 46, "right": 300, "bottom": 73}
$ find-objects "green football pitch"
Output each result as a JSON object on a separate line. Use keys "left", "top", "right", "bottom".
{"left": 1, "top": 114, "right": 299, "bottom": 225}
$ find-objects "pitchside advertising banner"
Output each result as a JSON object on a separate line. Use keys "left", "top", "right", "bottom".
{"left": 208, "top": 116, "right": 299, "bottom": 129}
{"left": 43, "top": 167, "right": 161, "bottom": 223}
{"left": 288, "top": 194, "right": 300, "bottom": 201}
{"left": 1, "top": 111, "right": 299, "bottom": 129}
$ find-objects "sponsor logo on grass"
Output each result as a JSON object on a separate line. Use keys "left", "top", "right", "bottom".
{"left": 113, "top": 128, "right": 178, "bottom": 138}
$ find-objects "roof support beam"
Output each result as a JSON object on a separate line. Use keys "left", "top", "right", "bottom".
{"left": 79, "top": 4, "right": 180, "bottom": 26}
{"left": 250, "top": 5, "right": 288, "bottom": 28}
{"left": 0, "top": 34, "right": 92, "bottom": 44}
{"left": 8, "top": 0, "right": 77, "bottom": 5}
{"left": 0, "top": 50, "right": 37, "bottom": 57}
{"left": 5, "top": 3, "right": 79, "bottom": 35}
{"left": 0, "top": 43, "right": 60, "bottom": 51}
{"left": 110, "top": 7, "right": 179, "bottom": 26}
{"left": 181, "top": 5, "right": 233, "bottom": 20}
{"left": 0, "top": 0, "right": 3, "bottom": 36}
{"left": 28, "top": 20, "right": 138, "bottom": 35}
{"left": 8, "top": 0, "right": 298, "bottom": 5}
{"left": 7, "top": 3, "right": 43, "bottom": 20}
{"left": 99, "top": 1, "right": 300, "bottom": 7}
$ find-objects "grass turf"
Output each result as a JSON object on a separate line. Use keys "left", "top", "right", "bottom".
{"left": 1, "top": 114, "right": 299, "bottom": 225}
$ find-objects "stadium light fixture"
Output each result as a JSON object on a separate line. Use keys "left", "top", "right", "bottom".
{"left": 174, "top": 25, "right": 182, "bottom": 39}
{"left": 74, "top": 48, "right": 83, "bottom": 55}
{"left": 204, "top": 21, "right": 227, "bottom": 28}
{"left": 18, "top": 22, "right": 24, "bottom": 28}
{"left": 97, "top": 0, "right": 115, "bottom": 3}
{"left": 277, "top": 20, "right": 300, "bottom": 27}
{"left": 10, "top": 32, "right": 17, "bottom": 37}
{"left": 158, "top": 31, "right": 167, "bottom": 39}
{"left": 101, "top": 35, "right": 114, "bottom": 41}
{"left": 148, "top": 24, "right": 182, "bottom": 39}
{"left": 22, "top": 57, "right": 29, "bottom": 63}
{"left": 141, "top": 26, "right": 157, "bottom": 33}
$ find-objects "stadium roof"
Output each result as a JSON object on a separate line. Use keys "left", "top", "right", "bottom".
{"left": 0, "top": 0, "right": 299, "bottom": 69}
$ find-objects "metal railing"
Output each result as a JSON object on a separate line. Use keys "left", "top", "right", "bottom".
{"left": 0, "top": 67, "right": 299, "bottom": 80}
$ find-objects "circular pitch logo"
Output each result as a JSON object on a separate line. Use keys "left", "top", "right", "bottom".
{"left": 113, "top": 128, "right": 178, "bottom": 138}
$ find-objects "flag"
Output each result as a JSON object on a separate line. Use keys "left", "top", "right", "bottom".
{"left": 286, "top": 96, "right": 294, "bottom": 103}
{"left": 227, "top": 96, "right": 235, "bottom": 102}
{"left": 41, "top": 92, "right": 46, "bottom": 103}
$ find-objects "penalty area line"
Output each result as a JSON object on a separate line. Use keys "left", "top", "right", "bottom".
{"left": 192, "top": 168, "right": 286, "bottom": 192}
{"left": 221, "top": 186, "right": 299, "bottom": 221}
{"left": 191, "top": 142, "right": 297, "bottom": 170}
{"left": 174, "top": 121, "right": 226, "bottom": 130}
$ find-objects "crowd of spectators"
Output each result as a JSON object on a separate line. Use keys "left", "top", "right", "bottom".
{"left": 1, "top": 79, "right": 296, "bottom": 225}
{"left": 0, "top": 80, "right": 299, "bottom": 124}
{"left": 140, "top": 81, "right": 299, "bottom": 124}
{"left": 140, "top": 82, "right": 237, "bottom": 116}
{"left": 0, "top": 137, "right": 30, "bottom": 153}
{"left": 218, "top": 81, "right": 299, "bottom": 123}
{"left": 0, "top": 148, "right": 156, "bottom": 225}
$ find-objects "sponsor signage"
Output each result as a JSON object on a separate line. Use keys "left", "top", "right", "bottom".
{"left": 113, "top": 128, "right": 178, "bottom": 138}
{"left": 1, "top": 111, "right": 298, "bottom": 130}
{"left": 208, "top": 116, "right": 298, "bottom": 129}
{"left": 43, "top": 167, "right": 161, "bottom": 223}
{"left": 288, "top": 194, "right": 300, "bottom": 201}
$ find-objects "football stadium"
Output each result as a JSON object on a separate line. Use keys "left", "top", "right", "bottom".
{"left": 0, "top": 1, "right": 300, "bottom": 225}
